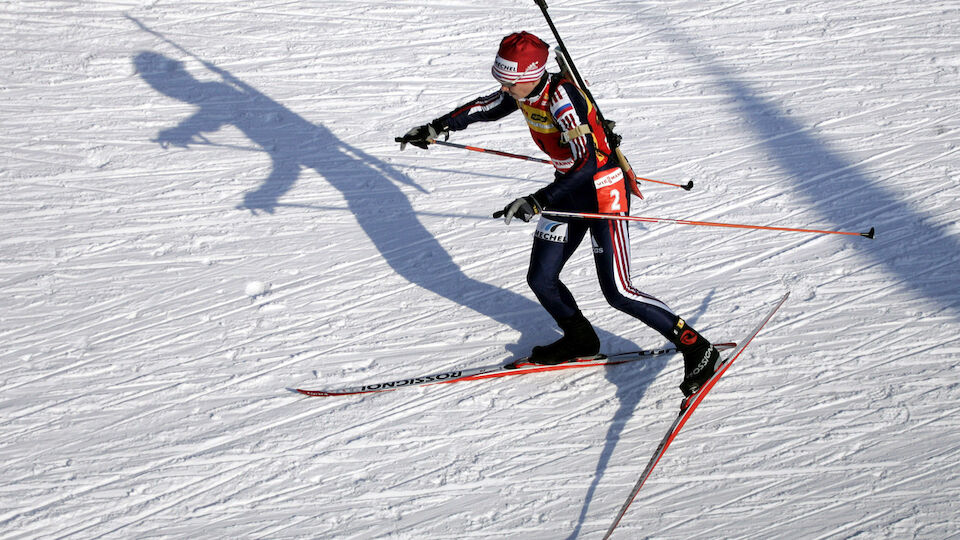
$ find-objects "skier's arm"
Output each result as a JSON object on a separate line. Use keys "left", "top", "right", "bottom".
{"left": 155, "top": 110, "right": 226, "bottom": 148}
{"left": 443, "top": 90, "right": 518, "bottom": 130}
{"left": 398, "top": 90, "right": 518, "bottom": 150}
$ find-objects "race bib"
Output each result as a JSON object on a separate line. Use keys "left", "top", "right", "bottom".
{"left": 594, "top": 167, "right": 626, "bottom": 213}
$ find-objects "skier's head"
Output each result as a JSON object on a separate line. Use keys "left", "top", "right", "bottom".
{"left": 492, "top": 31, "right": 550, "bottom": 87}
{"left": 134, "top": 51, "right": 197, "bottom": 101}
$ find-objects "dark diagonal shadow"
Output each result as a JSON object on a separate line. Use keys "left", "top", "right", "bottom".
{"left": 649, "top": 12, "right": 960, "bottom": 320}
{"left": 567, "top": 290, "right": 715, "bottom": 539}
{"left": 565, "top": 6, "right": 960, "bottom": 536}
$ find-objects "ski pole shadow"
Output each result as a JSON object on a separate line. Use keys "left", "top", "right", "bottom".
{"left": 650, "top": 13, "right": 960, "bottom": 320}
{"left": 566, "top": 290, "right": 716, "bottom": 539}
{"left": 132, "top": 49, "right": 628, "bottom": 356}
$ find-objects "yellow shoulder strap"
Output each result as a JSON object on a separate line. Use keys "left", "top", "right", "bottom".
{"left": 560, "top": 124, "right": 592, "bottom": 144}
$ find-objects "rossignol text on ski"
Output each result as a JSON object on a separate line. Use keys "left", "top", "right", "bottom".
{"left": 295, "top": 343, "right": 735, "bottom": 398}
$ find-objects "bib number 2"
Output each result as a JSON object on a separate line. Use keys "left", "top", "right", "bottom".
{"left": 594, "top": 167, "right": 627, "bottom": 214}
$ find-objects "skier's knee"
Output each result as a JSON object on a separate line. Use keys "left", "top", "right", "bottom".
{"left": 603, "top": 291, "right": 633, "bottom": 314}
{"left": 527, "top": 266, "right": 555, "bottom": 298}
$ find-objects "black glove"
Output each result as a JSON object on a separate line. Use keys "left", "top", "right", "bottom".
{"left": 397, "top": 118, "right": 449, "bottom": 150}
{"left": 493, "top": 195, "right": 541, "bottom": 225}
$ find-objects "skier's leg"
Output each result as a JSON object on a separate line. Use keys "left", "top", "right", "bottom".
{"left": 524, "top": 217, "right": 600, "bottom": 364}
{"left": 590, "top": 218, "right": 677, "bottom": 337}
{"left": 526, "top": 217, "right": 585, "bottom": 320}
{"left": 590, "top": 218, "right": 720, "bottom": 395}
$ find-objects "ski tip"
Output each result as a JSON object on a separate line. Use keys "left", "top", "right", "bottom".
{"left": 682, "top": 180, "right": 694, "bottom": 191}
{"left": 861, "top": 227, "right": 876, "bottom": 239}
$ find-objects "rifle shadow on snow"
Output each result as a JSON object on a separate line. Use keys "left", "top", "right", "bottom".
{"left": 132, "top": 51, "right": 644, "bottom": 360}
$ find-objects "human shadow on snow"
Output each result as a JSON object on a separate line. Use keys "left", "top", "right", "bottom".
{"left": 134, "top": 47, "right": 727, "bottom": 540}
{"left": 133, "top": 46, "right": 693, "bottom": 539}
{"left": 133, "top": 50, "right": 647, "bottom": 361}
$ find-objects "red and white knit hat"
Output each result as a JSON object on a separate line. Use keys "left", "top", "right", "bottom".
{"left": 491, "top": 32, "right": 550, "bottom": 85}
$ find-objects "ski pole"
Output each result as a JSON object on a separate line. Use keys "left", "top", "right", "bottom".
{"left": 433, "top": 140, "right": 694, "bottom": 190}
{"left": 533, "top": 0, "right": 646, "bottom": 199}
{"left": 395, "top": 137, "right": 694, "bottom": 190}
{"left": 393, "top": 137, "right": 551, "bottom": 165}
{"left": 541, "top": 210, "right": 876, "bottom": 239}
{"left": 432, "top": 139, "right": 551, "bottom": 164}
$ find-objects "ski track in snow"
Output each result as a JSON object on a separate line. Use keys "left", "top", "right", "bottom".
{"left": 2, "top": 0, "right": 959, "bottom": 538}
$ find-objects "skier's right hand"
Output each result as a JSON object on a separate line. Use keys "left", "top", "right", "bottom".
{"left": 397, "top": 118, "right": 449, "bottom": 150}
{"left": 154, "top": 127, "right": 193, "bottom": 149}
{"left": 493, "top": 195, "right": 541, "bottom": 225}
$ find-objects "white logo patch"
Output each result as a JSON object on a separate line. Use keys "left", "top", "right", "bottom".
{"left": 591, "top": 235, "right": 603, "bottom": 254}
{"left": 535, "top": 218, "right": 569, "bottom": 243}
{"left": 494, "top": 56, "right": 519, "bottom": 74}
{"left": 551, "top": 157, "right": 575, "bottom": 172}
{"left": 594, "top": 167, "right": 624, "bottom": 189}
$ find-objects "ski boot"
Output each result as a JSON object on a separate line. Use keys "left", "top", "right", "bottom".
{"left": 528, "top": 312, "right": 601, "bottom": 366}
{"left": 673, "top": 318, "right": 721, "bottom": 397}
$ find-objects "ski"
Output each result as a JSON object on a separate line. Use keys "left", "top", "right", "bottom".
{"left": 295, "top": 343, "right": 735, "bottom": 398}
{"left": 602, "top": 293, "right": 789, "bottom": 540}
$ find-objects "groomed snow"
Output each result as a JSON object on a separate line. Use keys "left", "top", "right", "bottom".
{"left": 2, "top": 1, "right": 959, "bottom": 538}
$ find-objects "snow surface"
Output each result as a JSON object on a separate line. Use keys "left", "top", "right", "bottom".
{"left": 2, "top": 1, "right": 960, "bottom": 538}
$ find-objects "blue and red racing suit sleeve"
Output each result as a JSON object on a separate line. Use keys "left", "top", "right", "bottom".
{"left": 442, "top": 90, "right": 518, "bottom": 131}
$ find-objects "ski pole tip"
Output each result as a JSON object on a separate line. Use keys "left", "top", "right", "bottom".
{"left": 682, "top": 181, "right": 694, "bottom": 191}
{"left": 861, "top": 227, "right": 876, "bottom": 239}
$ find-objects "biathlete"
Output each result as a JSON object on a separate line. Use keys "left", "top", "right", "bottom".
{"left": 399, "top": 32, "right": 720, "bottom": 396}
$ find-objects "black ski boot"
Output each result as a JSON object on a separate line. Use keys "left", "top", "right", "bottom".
{"left": 672, "top": 318, "right": 721, "bottom": 397}
{"left": 528, "top": 312, "right": 601, "bottom": 365}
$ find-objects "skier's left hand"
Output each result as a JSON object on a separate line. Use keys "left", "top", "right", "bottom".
{"left": 494, "top": 195, "right": 541, "bottom": 225}
{"left": 238, "top": 189, "right": 277, "bottom": 215}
